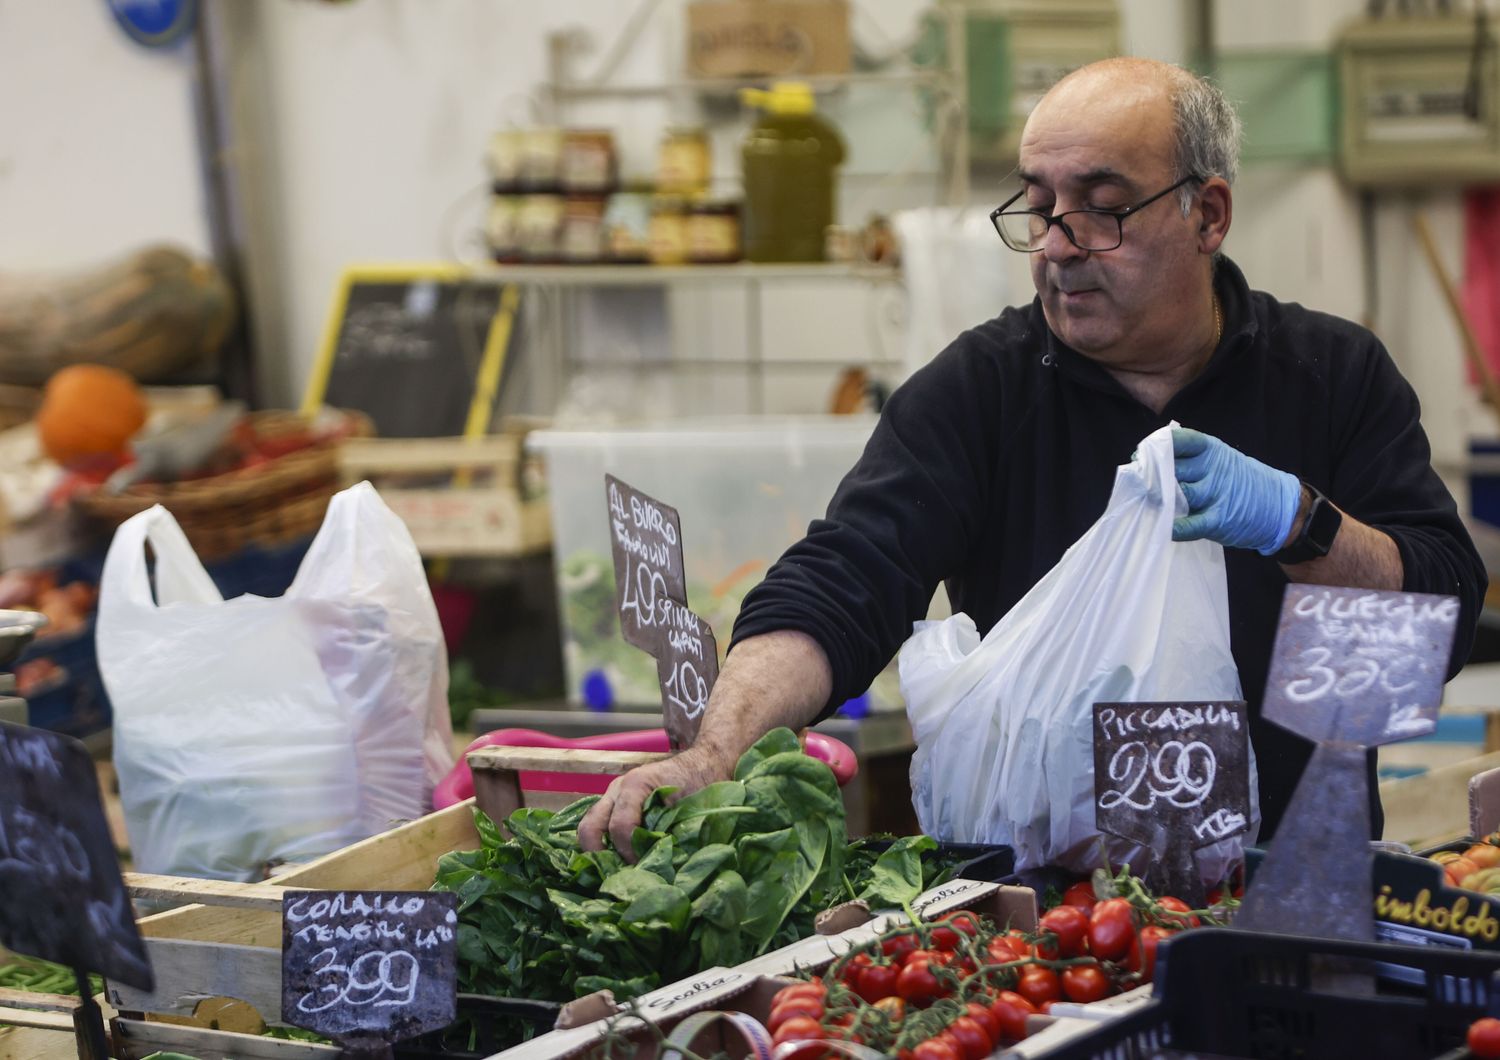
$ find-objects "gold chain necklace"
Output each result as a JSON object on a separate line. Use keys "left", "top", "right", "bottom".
{"left": 1212, "top": 294, "right": 1223, "bottom": 349}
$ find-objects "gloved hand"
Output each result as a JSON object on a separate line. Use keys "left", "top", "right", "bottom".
{"left": 1171, "top": 427, "right": 1301, "bottom": 556}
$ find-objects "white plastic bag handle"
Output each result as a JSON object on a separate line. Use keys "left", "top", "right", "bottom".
{"left": 98, "top": 505, "right": 223, "bottom": 620}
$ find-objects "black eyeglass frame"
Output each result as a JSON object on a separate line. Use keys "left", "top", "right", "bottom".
{"left": 989, "top": 174, "right": 1205, "bottom": 253}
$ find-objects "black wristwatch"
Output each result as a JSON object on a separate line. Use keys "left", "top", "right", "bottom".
{"left": 1274, "top": 481, "right": 1342, "bottom": 565}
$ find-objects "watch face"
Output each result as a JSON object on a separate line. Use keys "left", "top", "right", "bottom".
{"left": 1306, "top": 495, "right": 1342, "bottom": 554}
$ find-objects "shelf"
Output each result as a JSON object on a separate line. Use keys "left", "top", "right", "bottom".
{"left": 468, "top": 262, "right": 903, "bottom": 287}
{"left": 550, "top": 69, "right": 952, "bottom": 101}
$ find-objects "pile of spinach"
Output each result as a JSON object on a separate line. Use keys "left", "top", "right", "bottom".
{"left": 433, "top": 728, "right": 944, "bottom": 1002}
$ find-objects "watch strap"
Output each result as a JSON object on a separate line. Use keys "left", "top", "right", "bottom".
{"left": 1274, "top": 482, "right": 1342, "bottom": 565}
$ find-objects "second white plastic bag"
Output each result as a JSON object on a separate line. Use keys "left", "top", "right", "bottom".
{"left": 899, "top": 425, "right": 1257, "bottom": 877}
{"left": 98, "top": 482, "right": 454, "bottom": 880}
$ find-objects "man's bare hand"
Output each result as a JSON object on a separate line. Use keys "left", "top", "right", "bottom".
{"left": 577, "top": 744, "right": 733, "bottom": 859}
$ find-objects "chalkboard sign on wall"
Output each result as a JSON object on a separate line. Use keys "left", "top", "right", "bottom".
{"left": 0, "top": 721, "right": 153, "bottom": 990}
{"left": 301, "top": 265, "right": 518, "bottom": 439}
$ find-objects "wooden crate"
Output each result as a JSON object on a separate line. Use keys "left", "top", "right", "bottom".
{"left": 338, "top": 434, "right": 551, "bottom": 558}
{"left": 107, "top": 747, "right": 652, "bottom": 1058}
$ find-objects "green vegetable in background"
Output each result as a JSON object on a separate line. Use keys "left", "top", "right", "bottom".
{"left": 433, "top": 728, "right": 949, "bottom": 1002}
{"left": 0, "top": 956, "right": 100, "bottom": 996}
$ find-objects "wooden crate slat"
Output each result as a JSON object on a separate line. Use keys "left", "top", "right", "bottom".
{"left": 125, "top": 873, "right": 292, "bottom": 912}
{"left": 105, "top": 939, "right": 279, "bottom": 1020}
{"left": 113, "top": 1017, "right": 339, "bottom": 1060}
{"left": 137, "top": 799, "right": 481, "bottom": 946}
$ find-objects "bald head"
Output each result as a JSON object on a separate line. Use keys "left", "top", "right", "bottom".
{"left": 1028, "top": 58, "right": 1241, "bottom": 197}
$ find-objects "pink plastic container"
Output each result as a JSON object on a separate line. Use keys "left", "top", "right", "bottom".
{"left": 433, "top": 726, "right": 859, "bottom": 810}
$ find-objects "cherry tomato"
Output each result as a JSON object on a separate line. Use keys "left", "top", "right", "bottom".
{"left": 930, "top": 925, "right": 962, "bottom": 951}
{"left": 962, "top": 1001, "right": 1002, "bottom": 1043}
{"left": 988, "top": 990, "right": 1037, "bottom": 1041}
{"left": 910, "top": 1038, "right": 961, "bottom": 1060}
{"left": 883, "top": 931, "right": 921, "bottom": 963}
{"left": 985, "top": 937, "right": 1023, "bottom": 966}
{"left": 1006, "top": 929, "right": 1036, "bottom": 957}
{"left": 1039, "top": 905, "right": 1090, "bottom": 958}
{"left": 1061, "top": 880, "right": 1097, "bottom": 913}
{"left": 771, "top": 1015, "right": 826, "bottom": 1047}
{"left": 1469, "top": 1016, "right": 1500, "bottom": 1059}
{"left": 1016, "top": 965, "right": 1062, "bottom": 1007}
{"left": 840, "top": 952, "right": 873, "bottom": 985}
{"left": 945, "top": 1016, "right": 994, "bottom": 1060}
{"left": 896, "top": 958, "right": 946, "bottom": 1005}
{"left": 1088, "top": 898, "right": 1136, "bottom": 961}
{"left": 1127, "top": 925, "right": 1176, "bottom": 981}
{"left": 1061, "top": 963, "right": 1111, "bottom": 1003}
{"left": 874, "top": 995, "right": 907, "bottom": 1027}
{"left": 1154, "top": 896, "right": 1200, "bottom": 929}
{"left": 772, "top": 983, "right": 826, "bottom": 1007}
{"left": 768, "top": 998, "right": 825, "bottom": 1033}
{"left": 856, "top": 962, "right": 899, "bottom": 1003}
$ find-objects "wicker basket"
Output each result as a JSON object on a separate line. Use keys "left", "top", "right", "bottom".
{"left": 73, "top": 409, "right": 374, "bottom": 560}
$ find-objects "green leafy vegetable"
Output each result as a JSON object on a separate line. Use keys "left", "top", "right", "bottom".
{"left": 433, "top": 728, "right": 958, "bottom": 1002}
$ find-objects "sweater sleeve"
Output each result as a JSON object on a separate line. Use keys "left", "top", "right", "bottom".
{"left": 1329, "top": 337, "right": 1488, "bottom": 679}
{"left": 729, "top": 337, "right": 1000, "bottom": 716}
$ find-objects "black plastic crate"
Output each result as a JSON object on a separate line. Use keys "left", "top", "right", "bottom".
{"left": 392, "top": 994, "right": 560, "bottom": 1059}
{"left": 857, "top": 838, "right": 1016, "bottom": 885}
{"left": 1038, "top": 928, "right": 1500, "bottom": 1060}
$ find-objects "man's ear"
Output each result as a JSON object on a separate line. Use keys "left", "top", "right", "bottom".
{"left": 1197, "top": 178, "right": 1232, "bottom": 255}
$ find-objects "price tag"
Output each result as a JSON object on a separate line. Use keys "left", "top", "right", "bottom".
{"left": 281, "top": 891, "right": 458, "bottom": 1046}
{"left": 606, "top": 475, "right": 687, "bottom": 656}
{"left": 1092, "top": 701, "right": 1251, "bottom": 905}
{"left": 656, "top": 613, "right": 719, "bottom": 751}
{"left": 1262, "top": 585, "right": 1460, "bottom": 746}
{"left": 0, "top": 721, "right": 153, "bottom": 991}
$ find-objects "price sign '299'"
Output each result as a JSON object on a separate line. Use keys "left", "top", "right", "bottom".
{"left": 605, "top": 475, "right": 720, "bottom": 750}
{"left": 1263, "top": 585, "right": 1460, "bottom": 747}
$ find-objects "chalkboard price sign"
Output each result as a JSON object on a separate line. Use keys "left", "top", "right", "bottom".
{"left": 0, "top": 721, "right": 153, "bottom": 991}
{"left": 1093, "top": 701, "right": 1251, "bottom": 904}
{"left": 657, "top": 617, "right": 720, "bottom": 751}
{"left": 1262, "top": 585, "right": 1460, "bottom": 746}
{"left": 281, "top": 891, "right": 459, "bottom": 1045}
{"left": 606, "top": 475, "right": 688, "bottom": 657}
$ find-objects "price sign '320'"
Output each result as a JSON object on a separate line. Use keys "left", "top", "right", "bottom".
{"left": 1263, "top": 585, "right": 1460, "bottom": 747}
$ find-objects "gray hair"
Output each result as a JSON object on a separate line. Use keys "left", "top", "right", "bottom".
{"left": 1170, "top": 73, "right": 1241, "bottom": 214}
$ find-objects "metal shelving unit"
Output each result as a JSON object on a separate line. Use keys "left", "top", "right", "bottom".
{"left": 495, "top": 7, "right": 970, "bottom": 414}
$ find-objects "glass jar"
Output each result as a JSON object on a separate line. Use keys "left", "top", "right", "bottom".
{"left": 657, "top": 127, "right": 711, "bottom": 196}
{"left": 561, "top": 129, "right": 618, "bottom": 195}
{"left": 519, "top": 127, "right": 564, "bottom": 192}
{"left": 517, "top": 194, "right": 564, "bottom": 262}
{"left": 603, "top": 189, "right": 653, "bottom": 264}
{"left": 486, "top": 130, "right": 526, "bottom": 194}
{"left": 648, "top": 196, "right": 690, "bottom": 265}
{"left": 486, "top": 196, "right": 522, "bottom": 263}
{"left": 560, "top": 196, "right": 606, "bottom": 263}
{"left": 687, "top": 200, "right": 742, "bottom": 264}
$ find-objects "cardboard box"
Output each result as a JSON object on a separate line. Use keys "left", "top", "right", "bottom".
{"left": 686, "top": 0, "right": 851, "bottom": 79}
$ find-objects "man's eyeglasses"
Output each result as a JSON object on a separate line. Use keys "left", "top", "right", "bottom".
{"left": 990, "top": 174, "right": 1203, "bottom": 253}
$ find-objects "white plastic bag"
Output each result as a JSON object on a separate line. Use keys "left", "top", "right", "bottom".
{"left": 900, "top": 425, "right": 1257, "bottom": 878}
{"left": 98, "top": 482, "right": 454, "bottom": 880}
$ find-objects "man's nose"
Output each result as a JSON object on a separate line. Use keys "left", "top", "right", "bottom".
{"left": 1042, "top": 219, "right": 1087, "bottom": 264}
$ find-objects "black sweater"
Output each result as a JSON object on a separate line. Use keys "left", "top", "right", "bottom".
{"left": 731, "top": 258, "right": 1487, "bottom": 840}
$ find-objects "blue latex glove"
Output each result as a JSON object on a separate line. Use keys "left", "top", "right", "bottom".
{"left": 1171, "top": 427, "right": 1301, "bottom": 555}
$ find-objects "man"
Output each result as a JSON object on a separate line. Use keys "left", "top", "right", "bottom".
{"left": 580, "top": 57, "right": 1487, "bottom": 856}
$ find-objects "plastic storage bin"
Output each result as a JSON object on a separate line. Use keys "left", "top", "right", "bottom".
{"left": 530, "top": 418, "right": 912, "bottom": 709}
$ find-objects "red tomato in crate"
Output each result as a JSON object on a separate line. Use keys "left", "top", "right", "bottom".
{"left": 1087, "top": 898, "right": 1136, "bottom": 961}
{"left": 1061, "top": 963, "right": 1111, "bottom": 1003}
{"left": 1039, "top": 905, "right": 1090, "bottom": 958}
{"left": 1061, "top": 879, "right": 1098, "bottom": 913}
{"left": 988, "top": 990, "right": 1037, "bottom": 1041}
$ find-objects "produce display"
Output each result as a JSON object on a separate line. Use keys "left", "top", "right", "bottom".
{"left": 1429, "top": 835, "right": 1500, "bottom": 894}
{"left": 433, "top": 728, "right": 954, "bottom": 1002}
{"left": 0, "top": 954, "right": 101, "bottom": 996}
{"left": 762, "top": 871, "right": 1234, "bottom": 1057}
